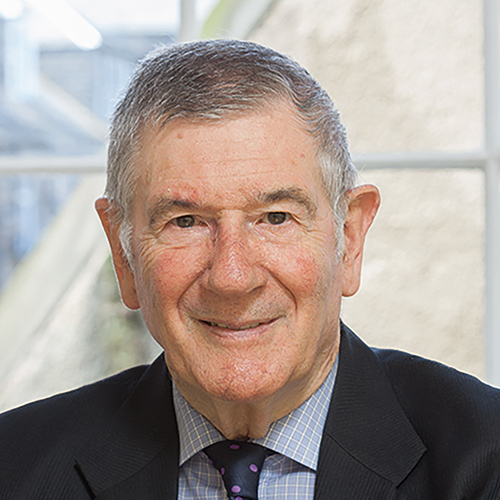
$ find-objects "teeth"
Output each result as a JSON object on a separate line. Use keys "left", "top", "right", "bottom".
{"left": 209, "top": 322, "right": 261, "bottom": 330}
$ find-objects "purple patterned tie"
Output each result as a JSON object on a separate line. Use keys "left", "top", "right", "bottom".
{"left": 204, "top": 440, "right": 268, "bottom": 500}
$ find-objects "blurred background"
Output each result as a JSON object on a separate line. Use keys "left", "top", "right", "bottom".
{"left": 0, "top": 0, "right": 499, "bottom": 411}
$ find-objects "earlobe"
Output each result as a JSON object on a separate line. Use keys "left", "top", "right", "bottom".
{"left": 95, "top": 197, "right": 140, "bottom": 310}
{"left": 341, "top": 184, "right": 381, "bottom": 297}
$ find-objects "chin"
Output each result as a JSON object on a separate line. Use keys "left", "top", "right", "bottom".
{"left": 200, "top": 360, "right": 290, "bottom": 405}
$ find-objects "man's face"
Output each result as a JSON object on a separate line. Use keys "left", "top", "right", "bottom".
{"left": 102, "top": 103, "right": 363, "bottom": 414}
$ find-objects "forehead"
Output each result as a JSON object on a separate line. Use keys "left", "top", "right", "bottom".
{"left": 135, "top": 103, "right": 325, "bottom": 205}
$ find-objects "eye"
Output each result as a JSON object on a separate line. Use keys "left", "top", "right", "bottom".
{"left": 173, "top": 215, "right": 196, "bottom": 228}
{"left": 263, "top": 212, "right": 290, "bottom": 225}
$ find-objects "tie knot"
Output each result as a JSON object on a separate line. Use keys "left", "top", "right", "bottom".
{"left": 204, "top": 440, "right": 268, "bottom": 500}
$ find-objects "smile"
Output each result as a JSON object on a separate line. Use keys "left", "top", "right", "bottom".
{"left": 207, "top": 321, "right": 262, "bottom": 330}
{"left": 199, "top": 318, "right": 277, "bottom": 332}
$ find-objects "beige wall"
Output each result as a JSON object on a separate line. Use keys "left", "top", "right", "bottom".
{"left": 251, "top": 0, "right": 485, "bottom": 378}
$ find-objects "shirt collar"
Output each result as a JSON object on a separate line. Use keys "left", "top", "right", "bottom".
{"left": 173, "top": 357, "right": 338, "bottom": 471}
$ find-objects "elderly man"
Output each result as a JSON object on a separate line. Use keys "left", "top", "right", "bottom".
{"left": 1, "top": 39, "right": 500, "bottom": 499}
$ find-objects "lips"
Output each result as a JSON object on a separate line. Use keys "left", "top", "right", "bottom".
{"left": 198, "top": 318, "right": 276, "bottom": 332}
{"left": 206, "top": 321, "right": 262, "bottom": 330}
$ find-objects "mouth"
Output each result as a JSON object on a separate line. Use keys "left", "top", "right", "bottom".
{"left": 204, "top": 321, "right": 263, "bottom": 330}
{"left": 198, "top": 318, "right": 277, "bottom": 334}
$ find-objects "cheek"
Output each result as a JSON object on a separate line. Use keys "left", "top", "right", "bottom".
{"left": 266, "top": 240, "right": 337, "bottom": 300}
{"left": 135, "top": 240, "right": 208, "bottom": 312}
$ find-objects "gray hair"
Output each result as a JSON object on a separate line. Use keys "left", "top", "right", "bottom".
{"left": 105, "top": 39, "right": 357, "bottom": 261}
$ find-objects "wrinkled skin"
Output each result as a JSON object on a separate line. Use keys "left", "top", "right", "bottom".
{"left": 96, "top": 102, "right": 380, "bottom": 439}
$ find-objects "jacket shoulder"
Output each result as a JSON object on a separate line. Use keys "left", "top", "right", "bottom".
{"left": 0, "top": 363, "right": 148, "bottom": 429}
{"left": 374, "top": 347, "right": 500, "bottom": 421}
{"left": 375, "top": 347, "right": 500, "bottom": 491}
{"left": 0, "top": 364, "right": 149, "bottom": 498}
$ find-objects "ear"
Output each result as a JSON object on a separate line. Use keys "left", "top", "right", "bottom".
{"left": 95, "top": 197, "right": 140, "bottom": 310}
{"left": 341, "top": 184, "right": 380, "bottom": 297}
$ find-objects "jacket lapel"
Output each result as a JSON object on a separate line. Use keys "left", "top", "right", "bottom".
{"left": 76, "top": 355, "right": 180, "bottom": 500}
{"left": 314, "top": 325, "right": 426, "bottom": 499}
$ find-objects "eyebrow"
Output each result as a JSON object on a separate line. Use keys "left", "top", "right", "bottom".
{"left": 257, "top": 187, "right": 317, "bottom": 217}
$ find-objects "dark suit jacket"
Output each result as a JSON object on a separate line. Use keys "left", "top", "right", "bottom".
{"left": 1, "top": 324, "right": 500, "bottom": 499}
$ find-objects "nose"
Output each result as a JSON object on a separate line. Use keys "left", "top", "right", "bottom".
{"left": 202, "top": 221, "right": 267, "bottom": 296}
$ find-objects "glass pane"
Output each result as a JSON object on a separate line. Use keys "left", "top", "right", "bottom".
{"left": 0, "top": 0, "right": 493, "bottom": 411}
{"left": 0, "top": 1, "right": 189, "bottom": 410}
{"left": 342, "top": 167, "right": 485, "bottom": 379}
{"left": 250, "top": 0, "right": 488, "bottom": 378}
{"left": 251, "top": 0, "right": 484, "bottom": 153}
{"left": 0, "top": 174, "right": 79, "bottom": 289}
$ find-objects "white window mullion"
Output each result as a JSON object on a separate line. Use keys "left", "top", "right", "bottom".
{"left": 483, "top": 0, "right": 500, "bottom": 387}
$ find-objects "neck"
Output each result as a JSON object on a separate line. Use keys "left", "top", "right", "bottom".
{"left": 175, "top": 354, "right": 336, "bottom": 440}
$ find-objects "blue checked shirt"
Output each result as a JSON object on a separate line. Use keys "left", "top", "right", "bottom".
{"left": 174, "top": 358, "right": 338, "bottom": 499}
